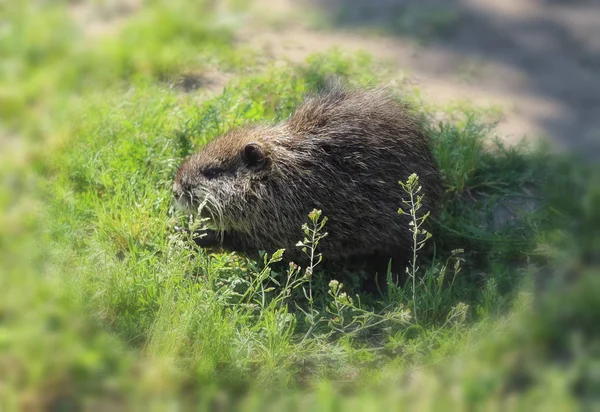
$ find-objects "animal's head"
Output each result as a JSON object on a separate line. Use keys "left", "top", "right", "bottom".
{"left": 173, "top": 126, "right": 278, "bottom": 231}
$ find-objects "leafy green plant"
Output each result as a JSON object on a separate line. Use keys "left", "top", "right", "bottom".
{"left": 0, "top": 3, "right": 596, "bottom": 404}
{"left": 296, "top": 209, "right": 329, "bottom": 306}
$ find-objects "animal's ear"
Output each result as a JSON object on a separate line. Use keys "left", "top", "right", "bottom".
{"left": 241, "top": 142, "right": 266, "bottom": 168}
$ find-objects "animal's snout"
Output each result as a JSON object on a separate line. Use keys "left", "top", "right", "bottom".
{"left": 172, "top": 181, "right": 183, "bottom": 197}
{"left": 172, "top": 181, "right": 199, "bottom": 210}
{"left": 173, "top": 181, "right": 191, "bottom": 202}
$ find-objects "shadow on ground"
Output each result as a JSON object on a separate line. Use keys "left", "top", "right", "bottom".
{"left": 306, "top": 0, "right": 600, "bottom": 159}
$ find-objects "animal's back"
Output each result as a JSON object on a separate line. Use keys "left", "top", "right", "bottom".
{"left": 268, "top": 88, "right": 442, "bottom": 259}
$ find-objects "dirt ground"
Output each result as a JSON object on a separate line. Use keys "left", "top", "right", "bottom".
{"left": 71, "top": 0, "right": 600, "bottom": 159}
{"left": 242, "top": 0, "right": 600, "bottom": 159}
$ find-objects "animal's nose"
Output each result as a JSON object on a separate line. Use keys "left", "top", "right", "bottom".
{"left": 173, "top": 182, "right": 183, "bottom": 197}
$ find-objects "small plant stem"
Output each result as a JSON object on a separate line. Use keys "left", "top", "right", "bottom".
{"left": 307, "top": 221, "right": 319, "bottom": 305}
{"left": 409, "top": 189, "right": 418, "bottom": 324}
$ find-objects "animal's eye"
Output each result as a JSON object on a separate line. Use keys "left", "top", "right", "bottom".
{"left": 202, "top": 167, "right": 223, "bottom": 179}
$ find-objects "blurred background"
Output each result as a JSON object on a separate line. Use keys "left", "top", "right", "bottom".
{"left": 0, "top": 0, "right": 598, "bottom": 410}
{"left": 249, "top": 0, "right": 600, "bottom": 157}
{"left": 4, "top": 0, "right": 600, "bottom": 155}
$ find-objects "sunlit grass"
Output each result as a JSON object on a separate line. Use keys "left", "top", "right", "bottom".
{"left": 0, "top": 1, "right": 597, "bottom": 409}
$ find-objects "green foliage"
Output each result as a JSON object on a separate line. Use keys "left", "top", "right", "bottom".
{"left": 0, "top": 0, "right": 249, "bottom": 134}
{"left": 0, "top": 2, "right": 597, "bottom": 408}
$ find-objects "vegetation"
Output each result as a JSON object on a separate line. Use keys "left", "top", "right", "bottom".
{"left": 0, "top": 1, "right": 597, "bottom": 410}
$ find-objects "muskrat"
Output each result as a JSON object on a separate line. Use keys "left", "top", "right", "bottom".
{"left": 173, "top": 87, "right": 443, "bottom": 266}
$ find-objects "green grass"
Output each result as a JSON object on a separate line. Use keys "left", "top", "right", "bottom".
{"left": 1, "top": 1, "right": 598, "bottom": 410}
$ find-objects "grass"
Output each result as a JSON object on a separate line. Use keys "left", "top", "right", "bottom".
{"left": 1, "top": 1, "right": 598, "bottom": 410}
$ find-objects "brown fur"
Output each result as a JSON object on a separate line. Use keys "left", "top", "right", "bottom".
{"left": 174, "top": 87, "right": 443, "bottom": 264}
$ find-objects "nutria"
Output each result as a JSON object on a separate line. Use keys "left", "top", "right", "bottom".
{"left": 173, "top": 87, "right": 443, "bottom": 266}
